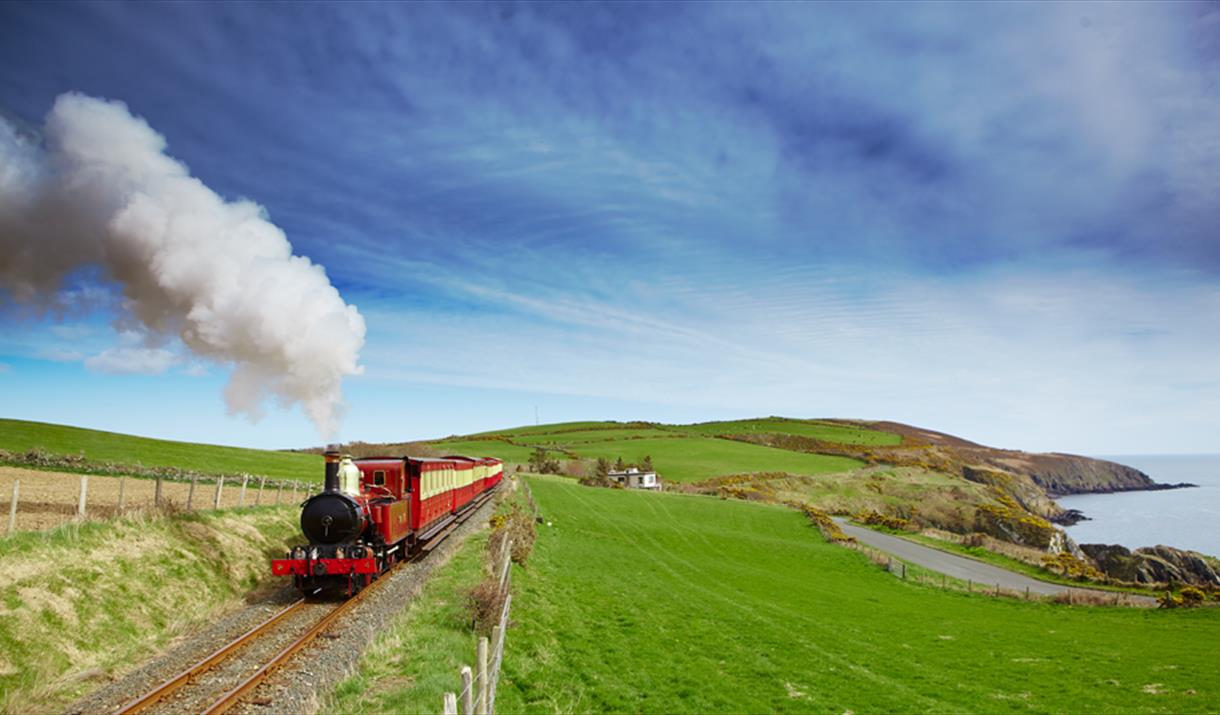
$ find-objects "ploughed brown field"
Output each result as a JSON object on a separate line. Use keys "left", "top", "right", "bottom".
{"left": 0, "top": 466, "right": 299, "bottom": 533}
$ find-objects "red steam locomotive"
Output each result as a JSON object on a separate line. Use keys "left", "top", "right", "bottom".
{"left": 272, "top": 446, "right": 503, "bottom": 595}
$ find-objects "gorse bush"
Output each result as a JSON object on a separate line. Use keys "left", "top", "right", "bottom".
{"left": 786, "top": 500, "right": 855, "bottom": 543}
{"left": 854, "top": 510, "right": 913, "bottom": 531}
{"left": 1041, "top": 552, "right": 1103, "bottom": 581}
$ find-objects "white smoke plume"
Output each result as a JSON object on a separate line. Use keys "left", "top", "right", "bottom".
{"left": 0, "top": 93, "right": 366, "bottom": 436}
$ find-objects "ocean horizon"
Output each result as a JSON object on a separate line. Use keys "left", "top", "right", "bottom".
{"left": 1057, "top": 454, "right": 1220, "bottom": 558}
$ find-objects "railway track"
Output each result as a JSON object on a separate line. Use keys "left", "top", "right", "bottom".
{"left": 112, "top": 488, "right": 498, "bottom": 715}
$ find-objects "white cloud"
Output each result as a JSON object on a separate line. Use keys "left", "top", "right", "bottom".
{"left": 84, "top": 346, "right": 179, "bottom": 375}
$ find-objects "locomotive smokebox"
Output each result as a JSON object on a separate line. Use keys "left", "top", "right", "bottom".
{"left": 301, "top": 492, "right": 367, "bottom": 544}
{"left": 324, "top": 444, "right": 341, "bottom": 493}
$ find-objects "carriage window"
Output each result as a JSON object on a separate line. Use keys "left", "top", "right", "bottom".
{"left": 374, "top": 470, "right": 385, "bottom": 486}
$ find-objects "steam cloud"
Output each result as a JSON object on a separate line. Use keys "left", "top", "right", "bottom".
{"left": 0, "top": 93, "right": 366, "bottom": 436}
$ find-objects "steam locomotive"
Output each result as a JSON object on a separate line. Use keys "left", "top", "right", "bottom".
{"left": 272, "top": 446, "right": 503, "bottom": 595}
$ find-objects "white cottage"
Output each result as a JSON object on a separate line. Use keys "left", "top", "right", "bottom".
{"left": 607, "top": 466, "right": 661, "bottom": 490}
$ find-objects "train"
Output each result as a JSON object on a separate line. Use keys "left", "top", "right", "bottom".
{"left": 272, "top": 446, "right": 503, "bottom": 596}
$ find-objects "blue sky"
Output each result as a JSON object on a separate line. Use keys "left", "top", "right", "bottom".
{"left": 1, "top": 1, "right": 1218, "bottom": 454}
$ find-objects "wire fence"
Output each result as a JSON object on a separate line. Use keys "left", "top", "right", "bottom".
{"left": 444, "top": 535, "right": 514, "bottom": 715}
{"left": 443, "top": 475, "right": 539, "bottom": 715}
{"left": 3, "top": 472, "right": 304, "bottom": 537}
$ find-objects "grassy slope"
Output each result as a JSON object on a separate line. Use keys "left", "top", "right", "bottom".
{"left": 0, "top": 418, "right": 320, "bottom": 482}
{"left": 430, "top": 439, "right": 540, "bottom": 464}
{"left": 0, "top": 506, "right": 299, "bottom": 712}
{"left": 434, "top": 418, "right": 889, "bottom": 482}
{"left": 495, "top": 477, "right": 1218, "bottom": 713}
{"left": 567, "top": 437, "right": 861, "bottom": 483}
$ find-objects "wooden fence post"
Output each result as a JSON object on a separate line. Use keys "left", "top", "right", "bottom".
{"left": 995, "top": 583, "right": 1000, "bottom": 597}
{"left": 77, "top": 475, "right": 88, "bottom": 519}
{"left": 967, "top": 579, "right": 972, "bottom": 593}
{"left": 901, "top": 563, "right": 906, "bottom": 580}
{"left": 276, "top": 482, "right": 283, "bottom": 504}
{"left": 155, "top": 476, "right": 164, "bottom": 508}
{"left": 213, "top": 477, "right": 224, "bottom": 509}
{"left": 460, "top": 665, "right": 473, "bottom": 715}
{"left": 476, "top": 637, "right": 489, "bottom": 715}
{"left": 187, "top": 476, "right": 197, "bottom": 510}
{"left": 443, "top": 692, "right": 458, "bottom": 715}
{"left": 291, "top": 482, "right": 298, "bottom": 504}
{"left": 499, "top": 539, "right": 513, "bottom": 589}
{"left": 117, "top": 476, "right": 127, "bottom": 514}
{"left": 942, "top": 574, "right": 946, "bottom": 590}
{"left": 1025, "top": 586, "right": 1030, "bottom": 600}
{"left": 257, "top": 476, "right": 265, "bottom": 506}
{"left": 239, "top": 475, "right": 249, "bottom": 507}
{"left": 7, "top": 480, "right": 18, "bottom": 536}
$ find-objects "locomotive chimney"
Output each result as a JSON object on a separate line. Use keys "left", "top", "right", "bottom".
{"left": 324, "top": 444, "right": 341, "bottom": 492}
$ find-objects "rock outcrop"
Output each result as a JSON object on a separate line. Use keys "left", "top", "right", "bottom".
{"left": 1081, "top": 543, "right": 1220, "bottom": 588}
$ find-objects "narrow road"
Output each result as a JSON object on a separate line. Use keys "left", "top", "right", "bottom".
{"left": 832, "top": 518, "right": 1156, "bottom": 605}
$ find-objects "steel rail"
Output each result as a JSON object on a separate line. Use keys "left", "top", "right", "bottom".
{"left": 201, "top": 484, "right": 500, "bottom": 715}
{"left": 112, "top": 598, "right": 307, "bottom": 715}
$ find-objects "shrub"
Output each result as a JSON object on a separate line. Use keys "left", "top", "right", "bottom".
{"left": 854, "top": 510, "right": 913, "bottom": 531}
{"left": 787, "top": 501, "right": 855, "bottom": 543}
{"left": 1040, "top": 552, "right": 1103, "bottom": 581}
{"left": 527, "top": 447, "right": 561, "bottom": 474}
{"left": 1180, "top": 586, "right": 1206, "bottom": 607}
{"left": 465, "top": 576, "right": 507, "bottom": 635}
{"left": 492, "top": 503, "right": 537, "bottom": 567}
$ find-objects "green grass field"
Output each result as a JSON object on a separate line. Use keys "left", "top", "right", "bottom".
{"left": 0, "top": 418, "right": 321, "bottom": 481}
{"left": 565, "top": 436, "right": 862, "bottom": 483}
{"left": 494, "top": 476, "right": 1219, "bottom": 713}
{"left": 678, "top": 417, "right": 902, "bottom": 445}
{"left": 522, "top": 428, "right": 684, "bottom": 445}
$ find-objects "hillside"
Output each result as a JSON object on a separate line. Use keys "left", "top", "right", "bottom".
{"left": 0, "top": 418, "right": 321, "bottom": 482}
{"left": 431, "top": 417, "right": 1163, "bottom": 497}
{"left": 493, "top": 476, "right": 1219, "bottom": 712}
{"left": 422, "top": 417, "right": 1189, "bottom": 564}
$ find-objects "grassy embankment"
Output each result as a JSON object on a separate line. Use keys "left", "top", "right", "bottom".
{"left": 0, "top": 506, "right": 299, "bottom": 713}
{"left": 0, "top": 418, "right": 320, "bottom": 482}
{"left": 483, "top": 476, "right": 1216, "bottom": 713}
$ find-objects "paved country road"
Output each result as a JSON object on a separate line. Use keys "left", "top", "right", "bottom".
{"left": 832, "top": 518, "right": 1157, "bottom": 606}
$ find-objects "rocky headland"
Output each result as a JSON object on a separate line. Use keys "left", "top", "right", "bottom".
{"left": 718, "top": 419, "right": 1207, "bottom": 587}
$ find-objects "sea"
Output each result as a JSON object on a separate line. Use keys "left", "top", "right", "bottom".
{"left": 1056, "top": 454, "right": 1220, "bottom": 558}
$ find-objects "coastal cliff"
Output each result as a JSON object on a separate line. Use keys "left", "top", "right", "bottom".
{"left": 1081, "top": 543, "right": 1220, "bottom": 588}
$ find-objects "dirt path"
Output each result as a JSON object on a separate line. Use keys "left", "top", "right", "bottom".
{"left": 833, "top": 517, "right": 1156, "bottom": 606}
{"left": 0, "top": 467, "right": 302, "bottom": 533}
